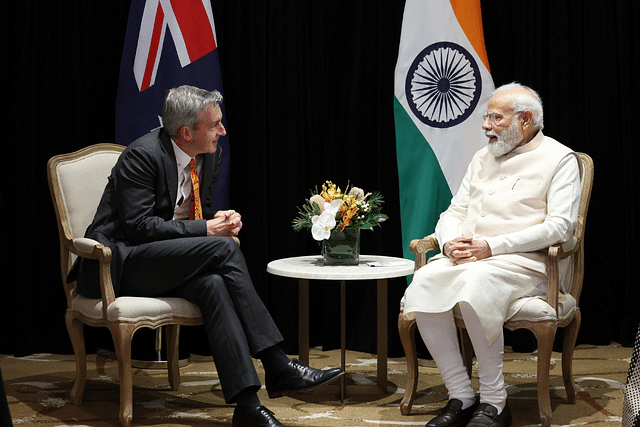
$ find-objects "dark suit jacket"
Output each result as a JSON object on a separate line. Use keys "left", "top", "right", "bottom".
{"left": 72, "top": 128, "right": 223, "bottom": 298}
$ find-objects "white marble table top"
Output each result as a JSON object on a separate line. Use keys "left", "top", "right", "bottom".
{"left": 266, "top": 255, "right": 414, "bottom": 281}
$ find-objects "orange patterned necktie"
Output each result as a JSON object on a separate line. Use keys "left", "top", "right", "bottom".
{"left": 188, "top": 159, "right": 203, "bottom": 220}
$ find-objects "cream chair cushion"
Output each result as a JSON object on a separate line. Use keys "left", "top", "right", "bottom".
{"left": 72, "top": 295, "right": 202, "bottom": 323}
{"left": 508, "top": 294, "right": 578, "bottom": 323}
{"left": 447, "top": 295, "right": 577, "bottom": 323}
{"left": 403, "top": 294, "right": 577, "bottom": 324}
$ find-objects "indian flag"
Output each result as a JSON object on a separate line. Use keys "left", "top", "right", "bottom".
{"left": 394, "top": 0, "right": 494, "bottom": 260}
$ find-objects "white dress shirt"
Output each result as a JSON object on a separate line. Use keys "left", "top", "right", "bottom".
{"left": 171, "top": 140, "right": 200, "bottom": 220}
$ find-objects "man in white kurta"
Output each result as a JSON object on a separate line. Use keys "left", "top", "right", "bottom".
{"left": 402, "top": 83, "right": 582, "bottom": 427}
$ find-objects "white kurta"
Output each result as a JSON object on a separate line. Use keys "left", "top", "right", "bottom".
{"left": 403, "top": 132, "right": 582, "bottom": 345}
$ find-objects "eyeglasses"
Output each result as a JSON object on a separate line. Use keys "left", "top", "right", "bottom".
{"left": 482, "top": 111, "right": 524, "bottom": 124}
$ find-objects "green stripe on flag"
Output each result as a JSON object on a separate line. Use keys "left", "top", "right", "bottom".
{"left": 394, "top": 96, "right": 453, "bottom": 268}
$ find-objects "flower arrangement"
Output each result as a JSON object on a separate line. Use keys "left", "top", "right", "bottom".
{"left": 293, "top": 181, "right": 388, "bottom": 241}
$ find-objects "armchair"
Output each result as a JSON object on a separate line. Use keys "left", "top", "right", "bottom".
{"left": 47, "top": 144, "right": 204, "bottom": 427}
{"left": 398, "top": 152, "right": 594, "bottom": 427}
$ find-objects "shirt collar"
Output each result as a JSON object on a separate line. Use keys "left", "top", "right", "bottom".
{"left": 171, "top": 139, "right": 194, "bottom": 171}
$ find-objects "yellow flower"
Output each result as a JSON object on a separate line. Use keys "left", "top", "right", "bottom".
{"left": 321, "top": 181, "right": 342, "bottom": 202}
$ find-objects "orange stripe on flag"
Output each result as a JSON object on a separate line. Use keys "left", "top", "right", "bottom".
{"left": 449, "top": 0, "right": 491, "bottom": 74}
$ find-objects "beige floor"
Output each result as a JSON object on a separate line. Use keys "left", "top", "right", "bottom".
{"left": 1, "top": 343, "right": 631, "bottom": 426}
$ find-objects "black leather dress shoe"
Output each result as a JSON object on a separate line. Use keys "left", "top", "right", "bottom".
{"left": 426, "top": 398, "right": 479, "bottom": 427}
{"left": 232, "top": 405, "right": 284, "bottom": 427}
{"left": 265, "top": 359, "right": 344, "bottom": 398}
{"left": 466, "top": 403, "right": 512, "bottom": 427}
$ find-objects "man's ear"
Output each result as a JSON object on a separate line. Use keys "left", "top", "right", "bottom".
{"left": 178, "top": 125, "right": 191, "bottom": 141}
{"left": 520, "top": 110, "right": 534, "bottom": 130}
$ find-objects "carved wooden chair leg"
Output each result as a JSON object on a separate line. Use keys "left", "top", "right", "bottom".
{"left": 531, "top": 322, "right": 557, "bottom": 427}
{"left": 459, "top": 327, "right": 474, "bottom": 378}
{"left": 111, "top": 323, "right": 136, "bottom": 427}
{"left": 165, "top": 324, "right": 182, "bottom": 390}
{"left": 398, "top": 313, "right": 418, "bottom": 415}
{"left": 66, "top": 313, "right": 87, "bottom": 406}
{"left": 562, "top": 312, "right": 581, "bottom": 403}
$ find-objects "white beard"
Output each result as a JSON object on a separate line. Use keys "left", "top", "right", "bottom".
{"left": 486, "top": 120, "right": 523, "bottom": 157}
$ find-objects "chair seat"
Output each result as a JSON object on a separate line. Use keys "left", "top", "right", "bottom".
{"left": 450, "top": 294, "right": 577, "bottom": 323}
{"left": 71, "top": 295, "right": 202, "bottom": 323}
{"left": 508, "top": 295, "right": 577, "bottom": 323}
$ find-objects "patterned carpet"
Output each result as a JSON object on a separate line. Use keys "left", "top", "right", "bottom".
{"left": 1, "top": 343, "right": 631, "bottom": 426}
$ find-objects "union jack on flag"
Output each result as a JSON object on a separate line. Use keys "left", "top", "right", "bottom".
{"left": 115, "top": 0, "right": 230, "bottom": 210}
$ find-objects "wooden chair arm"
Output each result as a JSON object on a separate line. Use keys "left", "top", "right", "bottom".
{"left": 545, "top": 244, "right": 562, "bottom": 313}
{"left": 409, "top": 235, "right": 440, "bottom": 271}
{"left": 66, "top": 238, "right": 117, "bottom": 318}
{"left": 546, "top": 234, "right": 584, "bottom": 313}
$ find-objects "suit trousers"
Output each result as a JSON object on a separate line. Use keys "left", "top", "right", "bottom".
{"left": 119, "top": 236, "right": 284, "bottom": 403}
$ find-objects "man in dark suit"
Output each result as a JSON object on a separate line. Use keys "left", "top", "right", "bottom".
{"left": 74, "top": 85, "right": 342, "bottom": 427}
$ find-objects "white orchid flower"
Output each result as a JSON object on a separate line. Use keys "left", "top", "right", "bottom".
{"left": 311, "top": 210, "right": 337, "bottom": 240}
{"left": 324, "top": 199, "right": 341, "bottom": 215}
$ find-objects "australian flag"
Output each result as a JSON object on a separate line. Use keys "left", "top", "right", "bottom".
{"left": 115, "top": 0, "right": 230, "bottom": 211}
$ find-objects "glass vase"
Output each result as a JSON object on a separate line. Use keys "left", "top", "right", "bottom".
{"left": 322, "top": 228, "right": 361, "bottom": 265}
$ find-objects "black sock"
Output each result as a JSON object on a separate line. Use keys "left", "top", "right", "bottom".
{"left": 257, "top": 345, "right": 291, "bottom": 375}
{"left": 234, "top": 387, "right": 261, "bottom": 412}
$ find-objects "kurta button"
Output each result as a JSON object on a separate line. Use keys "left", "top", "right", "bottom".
{"left": 489, "top": 190, "right": 495, "bottom": 195}
{"left": 499, "top": 175, "right": 506, "bottom": 180}
{"left": 480, "top": 212, "right": 487, "bottom": 217}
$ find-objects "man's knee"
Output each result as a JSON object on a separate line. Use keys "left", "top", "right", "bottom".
{"left": 179, "top": 273, "right": 228, "bottom": 305}
{"left": 202, "top": 236, "right": 243, "bottom": 259}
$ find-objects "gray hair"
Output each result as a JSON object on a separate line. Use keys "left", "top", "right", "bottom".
{"left": 493, "top": 82, "right": 544, "bottom": 131}
{"left": 162, "top": 85, "right": 223, "bottom": 137}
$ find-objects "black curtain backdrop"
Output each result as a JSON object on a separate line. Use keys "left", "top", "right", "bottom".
{"left": 4, "top": 1, "right": 638, "bottom": 359}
